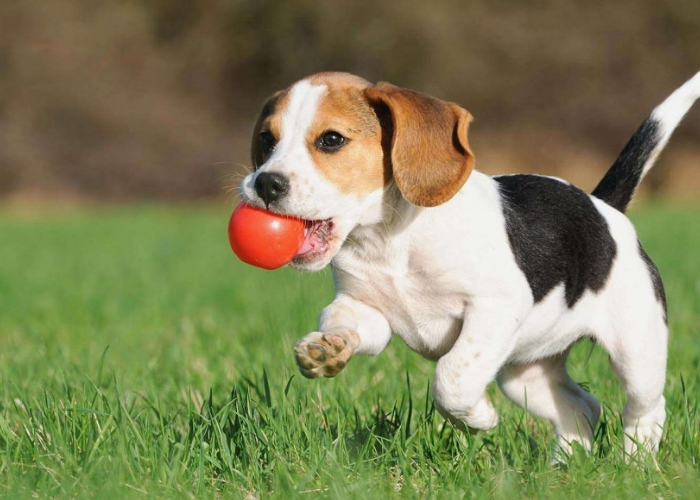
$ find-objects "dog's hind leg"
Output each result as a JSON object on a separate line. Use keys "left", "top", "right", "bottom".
{"left": 497, "top": 350, "right": 601, "bottom": 457}
{"left": 604, "top": 317, "right": 668, "bottom": 457}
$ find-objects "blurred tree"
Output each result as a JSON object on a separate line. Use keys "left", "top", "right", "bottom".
{"left": 0, "top": 0, "right": 698, "bottom": 200}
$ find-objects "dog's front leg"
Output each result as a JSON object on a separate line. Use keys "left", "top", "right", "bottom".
{"left": 432, "top": 299, "right": 524, "bottom": 431}
{"left": 295, "top": 294, "right": 392, "bottom": 378}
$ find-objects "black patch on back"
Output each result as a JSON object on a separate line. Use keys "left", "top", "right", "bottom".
{"left": 496, "top": 175, "right": 617, "bottom": 307}
{"left": 638, "top": 242, "right": 668, "bottom": 322}
{"left": 591, "top": 118, "right": 661, "bottom": 213}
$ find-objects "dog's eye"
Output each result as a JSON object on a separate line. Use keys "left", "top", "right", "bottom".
{"left": 316, "top": 130, "right": 346, "bottom": 152}
{"left": 260, "top": 131, "right": 276, "bottom": 156}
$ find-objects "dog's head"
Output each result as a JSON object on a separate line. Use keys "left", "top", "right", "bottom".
{"left": 239, "top": 72, "right": 475, "bottom": 271}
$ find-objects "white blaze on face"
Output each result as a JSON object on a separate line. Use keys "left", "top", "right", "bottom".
{"left": 242, "top": 81, "right": 336, "bottom": 219}
{"left": 241, "top": 81, "right": 325, "bottom": 211}
{"left": 276, "top": 81, "right": 326, "bottom": 168}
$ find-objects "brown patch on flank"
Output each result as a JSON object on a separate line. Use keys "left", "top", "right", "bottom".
{"left": 250, "top": 89, "right": 290, "bottom": 169}
{"left": 473, "top": 352, "right": 481, "bottom": 359}
{"left": 304, "top": 74, "right": 389, "bottom": 195}
{"left": 364, "top": 83, "right": 475, "bottom": 207}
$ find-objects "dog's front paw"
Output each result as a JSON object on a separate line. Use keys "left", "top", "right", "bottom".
{"left": 294, "top": 330, "right": 360, "bottom": 378}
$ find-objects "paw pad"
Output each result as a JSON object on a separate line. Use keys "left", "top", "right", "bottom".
{"left": 294, "top": 330, "right": 358, "bottom": 378}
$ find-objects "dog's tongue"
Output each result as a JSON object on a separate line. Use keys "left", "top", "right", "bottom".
{"left": 297, "top": 222, "right": 320, "bottom": 256}
{"left": 296, "top": 219, "right": 332, "bottom": 258}
{"left": 297, "top": 235, "right": 315, "bottom": 255}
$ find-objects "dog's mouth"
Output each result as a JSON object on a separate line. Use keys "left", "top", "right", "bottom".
{"left": 293, "top": 219, "right": 334, "bottom": 264}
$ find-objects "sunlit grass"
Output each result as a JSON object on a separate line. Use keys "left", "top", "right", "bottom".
{"left": 0, "top": 203, "right": 698, "bottom": 498}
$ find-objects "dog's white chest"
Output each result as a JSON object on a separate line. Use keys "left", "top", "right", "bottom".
{"left": 335, "top": 247, "right": 466, "bottom": 359}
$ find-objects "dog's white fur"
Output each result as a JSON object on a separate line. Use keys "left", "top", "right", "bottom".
{"left": 240, "top": 71, "right": 700, "bottom": 456}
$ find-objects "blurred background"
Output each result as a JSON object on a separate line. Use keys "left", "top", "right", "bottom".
{"left": 1, "top": 0, "right": 699, "bottom": 203}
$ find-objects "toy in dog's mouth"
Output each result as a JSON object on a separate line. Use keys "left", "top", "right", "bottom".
{"left": 293, "top": 219, "right": 334, "bottom": 264}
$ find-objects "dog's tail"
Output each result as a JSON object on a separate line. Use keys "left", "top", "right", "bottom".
{"left": 592, "top": 71, "right": 700, "bottom": 213}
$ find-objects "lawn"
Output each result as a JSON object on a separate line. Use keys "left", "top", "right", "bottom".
{"left": 0, "top": 202, "right": 698, "bottom": 499}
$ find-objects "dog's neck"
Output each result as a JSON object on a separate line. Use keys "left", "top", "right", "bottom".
{"left": 332, "top": 170, "right": 493, "bottom": 273}
{"left": 338, "top": 183, "right": 419, "bottom": 257}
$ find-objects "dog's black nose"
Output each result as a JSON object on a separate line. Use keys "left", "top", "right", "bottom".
{"left": 254, "top": 172, "right": 290, "bottom": 206}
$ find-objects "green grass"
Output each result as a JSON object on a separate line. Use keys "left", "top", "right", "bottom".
{"left": 0, "top": 202, "right": 698, "bottom": 499}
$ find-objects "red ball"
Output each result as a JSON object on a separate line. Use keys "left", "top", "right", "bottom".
{"left": 228, "top": 202, "right": 305, "bottom": 270}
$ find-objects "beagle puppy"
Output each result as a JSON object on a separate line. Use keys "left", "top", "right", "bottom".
{"left": 239, "top": 71, "right": 700, "bottom": 456}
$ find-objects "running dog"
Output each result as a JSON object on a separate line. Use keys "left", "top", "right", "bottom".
{"left": 239, "top": 71, "right": 700, "bottom": 455}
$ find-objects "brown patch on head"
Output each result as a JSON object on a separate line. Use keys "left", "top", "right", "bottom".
{"left": 250, "top": 89, "right": 290, "bottom": 169}
{"left": 307, "top": 72, "right": 372, "bottom": 90}
{"left": 364, "top": 83, "right": 475, "bottom": 207}
{"left": 304, "top": 73, "right": 390, "bottom": 195}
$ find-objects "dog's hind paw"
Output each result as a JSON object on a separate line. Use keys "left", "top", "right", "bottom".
{"left": 294, "top": 330, "right": 360, "bottom": 378}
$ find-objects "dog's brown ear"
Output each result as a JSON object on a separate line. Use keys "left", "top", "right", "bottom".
{"left": 364, "top": 83, "right": 475, "bottom": 207}
{"left": 250, "top": 91, "right": 285, "bottom": 170}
